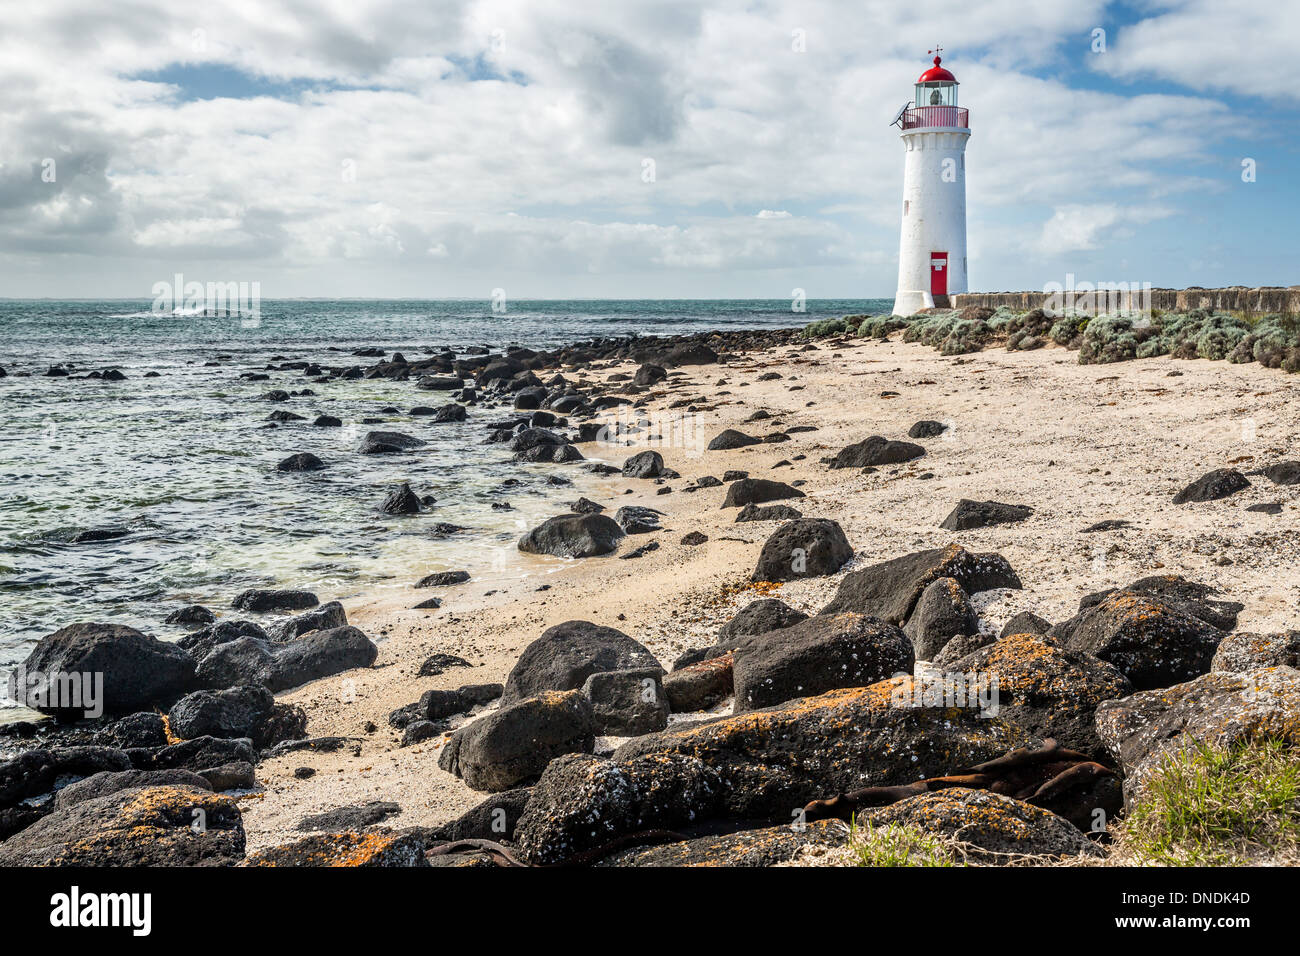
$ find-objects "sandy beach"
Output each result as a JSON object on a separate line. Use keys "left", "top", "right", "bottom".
{"left": 238, "top": 331, "right": 1300, "bottom": 853}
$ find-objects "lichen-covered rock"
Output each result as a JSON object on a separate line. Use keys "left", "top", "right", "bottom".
{"left": 1055, "top": 591, "right": 1223, "bottom": 690}
{"left": 243, "top": 830, "right": 428, "bottom": 867}
{"left": 0, "top": 785, "right": 245, "bottom": 866}
{"left": 904, "top": 577, "right": 978, "bottom": 660}
{"left": 732, "top": 612, "right": 914, "bottom": 712}
{"left": 1210, "top": 631, "right": 1300, "bottom": 673}
{"left": 1095, "top": 665, "right": 1300, "bottom": 805}
{"left": 438, "top": 690, "right": 597, "bottom": 792}
{"left": 861, "top": 789, "right": 1102, "bottom": 861}
{"left": 503, "top": 620, "right": 660, "bottom": 704}
{"left": 664, "top": 654, "right": 734, "bottom": 712}
{"left": 750, "top": 518, "right": 853, "bottom": 583}
{"left": 616, "top": 678, "right": 1035, "bottom": 818}
{"left": 945, "top": 633, "right": 1132, "bottom": 757}
{"left": 599, "top": 819, "right": 849, "bottom": 867}
{"left": 514, "top": 753, "right": 725, "bottom": 865}
{"left": 821, "top": 544, "right": 1021, "bottom": 624}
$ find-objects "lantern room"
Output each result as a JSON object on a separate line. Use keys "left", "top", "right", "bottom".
{"left": 915, "top": 55, "right": 958, "bottom": 107}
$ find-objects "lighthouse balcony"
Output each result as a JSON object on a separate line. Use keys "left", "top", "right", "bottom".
{"left": 900, "top": 106, "right": 969, "bottom": 130}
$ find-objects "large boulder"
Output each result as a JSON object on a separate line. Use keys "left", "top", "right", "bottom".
{"left": 903, "top": 577, "right": 978, "bottom": 660}
{"left": 437, "top": 690, "right": 598, "bottom": 792}
{"left": 721, "top": 478, "right": 805, "bottom": 508}
{"left": 732, "top": 612, "right": 914, "bottom": 712}
{"left": 581, "top": 668, "right": 668, "bottom": 736}
{"left": 751, "top": 518, "right": 853, "bottom": 583}
{"left": 0, "top": 785, "right": 245, "bottom": 866}
{"left": 513, "top": 753, "right": 724, "bottom": 865}
{"left": 0, "top": 747, "right": 133, "bottom": 808}
{"left": 194, "top": 626, "right": 377, "bottom": 692}
{"left": 1096, "top": 666, "right": 1300, "bottom": 805}
{"left": 663, "top": 654, "right": 734, "bottom": 712}
{"left": 166, "top": 685, "right": 304, "bottom": 749}
{"left": 945, "top": 632, "right": 1132, "bottom": 757}
{"left": 502, "top": 620, "right": 660, "bottom": 704}
{"left": 616, "top": 678, "right": 1035, "bottom": 818}
{"left": 716, "top": 598, "right": 808, "bottom": 648}
{"left": 621, "top": 450, "right": 665, "bottom": 479}
{"left": 517, "top": 513, "right": 625, "bottom": 558}
{"left": 828, "top": 436, "right": 924, "bottom": 469}
{"left": 707, "top": 429, "right": 761, "bottom": 450}
{"left": 820, "top": 545, "right": 1021, "bottom": 624}
{"left": 8, "top": 623, "right": 195, "bottom": 716}
{"left": 939, "top": 499, "right": 1033, "bottom": 531}
{"left": 1053, "top": 591, "right": 1223, "bottom": 690}
{"left": 861, "top": 790, "right": 1101, "bottom": 861}
{"left": 1211, "top": 631, "right": 1300, "bottom": 673}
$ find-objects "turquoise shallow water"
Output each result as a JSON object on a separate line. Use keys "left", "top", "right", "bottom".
{"left": 0, "top": 298, "right": 889, "bottom": 706}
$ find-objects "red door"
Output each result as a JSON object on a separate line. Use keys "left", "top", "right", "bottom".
{"left": 930, "top": 252, "right": 948, "bottom": 297}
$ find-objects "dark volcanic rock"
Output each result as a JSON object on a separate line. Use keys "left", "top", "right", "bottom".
{"left": 581, "top": 667, "right": 669, "bottom": 735}
{"left": 613, "top": 505, "right": 662, "bottom": 534}
{"left": 663, "top": 654, "right": 734, "bottom": 712}
{"left": 616, "top": 677, "right": 1034, "bottom": 818}
{"left": 415, "top": 570, "right": 471, "bottom": 588}
{"left": 1261, "top": 461, "right": 1300, "bottom": 486}
{"left": 426, "top": 788, "right": 533, "bottom": 843}
{"left": 1000, "top": 611, "right": 1052, "bottom": 639}
{"left": 244, "top": 831, "right": 427, "bottom": 867}
{"left": 731, "top": 612, "right": 914, "bottom": 711}
{"left": 165, "top": 605, "right": 216, "bottom": 628}
{"left": 0, "top": 746, "right": 133, "bottom": 807}
{"left": 600, "top": 819, "right": 849, "bottom": 867}
{"left": 0, "top": 785, "right": 245, "bottom": 866}
{"left": 717, "top": 598, "right": 809, "bottom": 648}
{"left": 514, "top": 753, "right": 724, "bottom": 865}
{"left": 1097, "top": 666, "right": 1300, "bottom": 805}
{"left": 517, "top": 513, "right": 625, "bottom": 558}
{"left": 418, "top": 653, "right": 473, "bottom": 677}
{"left": 167, "top": 685, "right": 287, "bottom": 746}
{"left": 277, "top": 452, "right": 326, "bottom": 472}
{"left": 358, "top": 430, "right": 427, "bottom": 454}
{"left": 721, "top": 478, "right": 805, "bottom": 508}
{"left": 932, "top": 631, "right": 996, "bottom": 667}
{"left": 707, "top": 429, "right": 761, "bottom": 451}
{"left": 269, "top": 601, "right": 348, "bottom": 642}
{"left": 1211, "top": 630, "right": 1300, "bottom": 673}
{"left": 862, "top": 790, "right": 1100, "bottom": 861}
{"left": 1172, "top": 468, "right": 1250, "bottom": 504}
{"left": 907, "top": 420, "right": 948, "bottom": 439}
{"left": 297, "top": 800, "right": 401, "bottom": 832}
{"left": 828, "top": 436, "right": 924, "bottom": 469}
{"left": 195, "top": 626, "right": 378, "bottom": 692}
{"left": 53, "top": 769, "right": 212, "bottom": 809}
{"left": 380, "top": 482, "right": 422, "bottom": 514}
{"left": 570, "top": 497, "right": 605, "bottom": 514}
{"left": 8, "top": 623, "right": 195, "bottom": 716}
{"left": 939, "top": 499, "right": 1033, "bottom": 531}
{"left": 232, "top": 589, "right": 319, "bottom": 613}
{"left": 621, "top": 450, "right": 665, "bottom": 479}
{"left": 437, "top": 690, "right": 597, "bottom": 792}
{"left": 820, "top": 545, "right": 1021, "bottom": 624}
{"left": 903, "top": 577, "right": 978, "bottom": 660}
{"left": 751, "top": 518, "right": 853, "bottom": 583}
{"left": 502, "top": 620, "right": 659, "bottom": 704}
{"left": 735, "top": 503, "right": 803, "bottom": 522}
{"left": 946, "top": 632, "right": 1131, "bottom": 756}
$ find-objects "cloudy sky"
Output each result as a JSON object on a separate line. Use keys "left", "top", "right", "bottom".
{"left": 1, "top": 0, "right": 1296, "bottom": 299}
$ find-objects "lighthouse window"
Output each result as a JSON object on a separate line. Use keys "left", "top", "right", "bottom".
{"left": 929, "top": 89, "right": 941, "bottom": 105}
{"left": 903, "top": 200, "right": 909, "bottom": 216}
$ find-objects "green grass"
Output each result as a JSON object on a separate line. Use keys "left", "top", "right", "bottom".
{"left": 847, "top": 818, "right": 958, "bottom": 867}
{"left": 1118, "top": 739, "right": 1300, "bottom": 866}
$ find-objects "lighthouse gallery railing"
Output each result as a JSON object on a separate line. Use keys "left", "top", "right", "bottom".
{"left": 901, "top": 106, "right": 969, "bottom": 129}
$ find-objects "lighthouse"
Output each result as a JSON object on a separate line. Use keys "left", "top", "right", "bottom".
{"left": 891, "top": 50, "right": 970, "bottom": 315}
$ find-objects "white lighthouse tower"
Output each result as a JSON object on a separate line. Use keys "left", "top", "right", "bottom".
{"left": 891, "top": 50, "right": 970, "bottom": 315}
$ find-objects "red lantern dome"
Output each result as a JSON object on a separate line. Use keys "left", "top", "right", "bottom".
{"left": 918, "top": 55, "right": 955, "bottom": 83}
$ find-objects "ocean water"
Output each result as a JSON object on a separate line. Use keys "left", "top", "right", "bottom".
{"left": 0, "top": 298, "right": 888, "bottom": 707}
